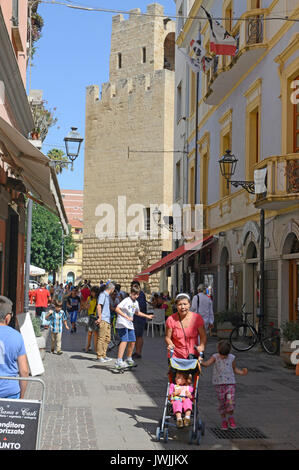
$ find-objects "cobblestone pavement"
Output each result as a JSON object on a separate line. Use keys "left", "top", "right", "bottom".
{"left": 26, "top": 323, "right": 299, "bottom": 450}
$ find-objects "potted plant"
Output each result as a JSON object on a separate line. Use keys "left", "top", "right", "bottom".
{"left": 215, "top": 311, "right": 241, "bottom": 339}
{"left": 281, "top": 322, "right": 299, "bottom": 367}
{"left": 31, "top": 315, "right": 46, "bottom": 360}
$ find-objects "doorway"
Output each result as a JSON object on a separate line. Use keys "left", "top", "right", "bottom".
{"left": 289, "top": 260, "right": 299, "bottom": 322}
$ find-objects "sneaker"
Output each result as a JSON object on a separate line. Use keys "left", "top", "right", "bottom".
{"left": 125, "top": 358, "right": 136, "bottom": 367}
{"left": 104, "top": 357, "right": 112, "bottom": 362}
{"left": 115, "top": 359, "right": 127, "bottom": 369}
{"left": 221, "top": 420, "right": 228, "bottom": 430}
{"left": 176, "top": 418, "right": 184, "bottom": 428}
{"left": 228, "top": 417, "right": 236, "bottom": 429}
{"left": 132, "top": 353, "right": 142, "bottom": 359}
{"left": 56, "top": 351, "right": 63, "bottom": 355}
{"left": 184, "top": 417, "right": 191, "bottom": 427}
{"left": 98, "top": 357, "right": 108, "bottom": 363}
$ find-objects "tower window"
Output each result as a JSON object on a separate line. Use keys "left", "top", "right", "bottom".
{"left": 142, "top": 47, "right": 146, "bottom": 63}
{"left": 118, "top": 53, "right": 122, "bottom": 69}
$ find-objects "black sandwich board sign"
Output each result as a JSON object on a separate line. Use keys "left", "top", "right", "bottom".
{"left": 0, "top": 377, "right": 45, "bottom": 450}
{"left": 0, "top": 398, "right": 41, "bottom": 450}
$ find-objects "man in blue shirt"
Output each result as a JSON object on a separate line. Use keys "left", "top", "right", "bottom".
{"left": 95, "top": 282, "right": 115, "bottom": 363}
{"left": 0, "top": 296, "right": 29, "bottom": 399}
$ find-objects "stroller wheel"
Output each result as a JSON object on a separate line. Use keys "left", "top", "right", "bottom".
{"left": 196, "top": 430, "right": 201, "bottom": 446}
{"left": 155, "top": 427, "right": 161, "bottom": 442}
{"left": 188, "top": 429, "right": 196, "bottom": 445}
{"left": 163, "top": 428, "right": 169, "bottom": 443}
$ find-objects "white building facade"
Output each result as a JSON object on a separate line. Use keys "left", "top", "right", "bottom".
{"left": 172, "top": 0, "right": 299, "bottom": 328}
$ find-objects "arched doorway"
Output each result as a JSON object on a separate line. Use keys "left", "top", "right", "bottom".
{"left": 282, "top": 233, "right": 299, "bottom": 323}
{"left": 219, "top": 247, "right": 229, "bottom": 311}
{"left": 67, "top": 272, "right": 75, "bottom": 284}
{"left": 245, "top": 241, "right": 259, "bottom": 322}
{"left": 164, "top": 32, "right": 175, "bottom": 71}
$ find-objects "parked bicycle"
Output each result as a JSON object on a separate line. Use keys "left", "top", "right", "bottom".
{"left": 229, "top": 303, "right": 280, "bottom": 355}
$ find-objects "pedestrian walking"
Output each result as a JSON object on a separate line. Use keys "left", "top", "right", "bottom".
{"left": 95, "top": 282, "right": 115, "bottom": 363}
{"left": 131, "top": 280, "right": 147, "bottom": 359}
{"left": 80, "top": 282, "right": 91, "bottom": 316}
{"left": 83, "top": 286, "right": 99, "bottom": 353}
{"left": 114, "top": 285, "right": 154, "bottom": 370}
{"left": 0, "top": 296, "right": 29, "bottom": 399}
{"left": 46, "top": 300, "right": 69, "bottom": 355}
{"left": 191, "top": 284, "right": 214, "bottom": 332}
{"left": 201, "top": 339, "right": 248, "bottom": 430}
{"left": 34, "top": 283, "right": 50, "bottom": 317}
{"left": 67, "top": 288, "right": 81, "bottom": 333}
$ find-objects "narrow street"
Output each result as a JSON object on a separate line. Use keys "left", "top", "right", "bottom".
{"left": 26, "top": 323, "right": 299, "bottom": 451}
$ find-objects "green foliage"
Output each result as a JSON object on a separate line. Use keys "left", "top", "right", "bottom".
{"left": 30, "top": 203, "right": 76, "bottom": 273}
{"left": 31, "top": 316, "right": 42, "bottom": 337}
{"left": 47, "top": 148, "right": 69, "bottom": 175}
{"left": 282, "top": 322, "right": 299, "bottom": 342}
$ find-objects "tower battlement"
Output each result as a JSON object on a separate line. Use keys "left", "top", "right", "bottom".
{"left": 109, "top": 3, "right": 174, "bottom": 82}
{"left": 86, "top": 69, "right": 173, "bottom": 111}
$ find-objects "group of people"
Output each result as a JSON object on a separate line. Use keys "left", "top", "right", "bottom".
{"left": 165, "top": 290, "right": 248, "bottom": 431}
{"left": 0, "top": 278, "right": 248, "bottom": 432}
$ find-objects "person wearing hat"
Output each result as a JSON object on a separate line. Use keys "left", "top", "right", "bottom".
{"left": 0, "top": 296, "right": 29, "bottom": 399}
{"left": 191, "top": 284, "right": 214, "bottom": 332}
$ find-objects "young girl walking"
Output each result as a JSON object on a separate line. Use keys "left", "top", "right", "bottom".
{"left": 201, "top": 340, "right": 248, "bottom": 430}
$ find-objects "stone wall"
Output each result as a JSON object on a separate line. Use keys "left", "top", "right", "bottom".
{"left": 83, "top": 4, "right": 175, "bottom": 290}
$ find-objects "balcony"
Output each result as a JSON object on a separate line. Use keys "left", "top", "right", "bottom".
{"left": 254, "top": 154, "right": 299, "bottom": 210}
{"left": 204, "top": 10, "right": 268, "bottom": 105}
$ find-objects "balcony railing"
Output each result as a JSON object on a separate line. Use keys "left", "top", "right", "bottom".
{"left": 254, "top": 154, "right": 299, "bottom": 210}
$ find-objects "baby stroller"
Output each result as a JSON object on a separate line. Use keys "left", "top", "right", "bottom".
{"left": 155, "top": 351, "right": 205, "bottom": 445}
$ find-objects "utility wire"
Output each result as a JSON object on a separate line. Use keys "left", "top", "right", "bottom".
{"left": 38, "top": 0, "right": 299, "bottom": 22}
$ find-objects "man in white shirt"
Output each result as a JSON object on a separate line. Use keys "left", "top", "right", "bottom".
{"left": 191, "top": 284, "right": 214, "bottom": 332}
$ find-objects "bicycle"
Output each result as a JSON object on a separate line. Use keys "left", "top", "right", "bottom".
{"left": 229, "top": 303, "right": 280, "bottom": 355}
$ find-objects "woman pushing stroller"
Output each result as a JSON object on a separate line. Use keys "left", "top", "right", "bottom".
{"left": 165, "top": 293, "right": 207, "bottom": 360}
{"left": 156, "top": 293, "right": 207, "bottom": 442}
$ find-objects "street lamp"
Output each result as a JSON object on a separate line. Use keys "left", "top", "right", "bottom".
{"left": 219, "top": 150, "right": 255, "bottom": 194}
{"left": 63, "top": 127, "right": 84, "bottom": 169}
{"left": 153, "top": 207, "right": 174, "bottom": 232}
{"left": 218, "top": 150, "right": 265, "bottom": 320}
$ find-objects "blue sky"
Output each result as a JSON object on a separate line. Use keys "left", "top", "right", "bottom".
{"left": 28, "top": 0, "right": 176, "bottom": 191}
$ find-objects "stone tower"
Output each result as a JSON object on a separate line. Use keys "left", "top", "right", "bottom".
{"left": 83, "top": 3, "right": 175, "bottom": 292}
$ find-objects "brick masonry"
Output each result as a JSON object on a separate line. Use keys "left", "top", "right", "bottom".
{"left": 83, "top": 4, "right": 175, "bottom": 289}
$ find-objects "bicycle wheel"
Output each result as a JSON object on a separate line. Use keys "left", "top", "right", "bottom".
{"left": 230, "top": 323, "right": 258, "bottom": 352}
{"left": 261, "top": 335, "right": 280, "bottom": 355}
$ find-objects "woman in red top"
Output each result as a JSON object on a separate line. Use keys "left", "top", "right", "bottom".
{"left": 165, "top": 293, "right": 207, "bottom": 359}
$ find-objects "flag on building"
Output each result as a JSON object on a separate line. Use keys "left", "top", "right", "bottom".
{"left": 201, "top": 6, "right": 237, "bottom": 56}
{"left": 179, "top": 36, "right": 212, "bottom": 73}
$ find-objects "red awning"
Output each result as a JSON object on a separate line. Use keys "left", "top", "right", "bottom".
{"left": 134, "top": 235, "right": 215, "bottom": 282}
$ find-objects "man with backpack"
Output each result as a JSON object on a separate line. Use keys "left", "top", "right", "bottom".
{"left": 191, "top": 284, "right": 214, "bottom": 332}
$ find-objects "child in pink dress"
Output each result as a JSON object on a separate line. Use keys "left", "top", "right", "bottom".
{"left": 169, "top": 372, "right": 194, "bottom": 428}
{"left": 201, "top": 340, "right": 248, "bottom": 430}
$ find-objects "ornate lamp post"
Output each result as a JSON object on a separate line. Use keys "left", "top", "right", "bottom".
{"left": 218, "top": 150, "right": 265, "bottom": 320}
{"left": 63, "top": 127, "right": 84, "bottom": 169}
